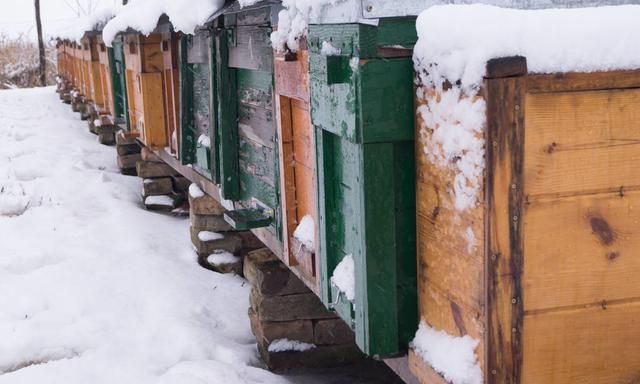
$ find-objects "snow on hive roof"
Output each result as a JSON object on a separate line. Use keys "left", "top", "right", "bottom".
{"left": 102, "top": 0, "right": 226, "bottom": 46}
{"left": 414, "top": 4, "right": 640, "bottom": 92}
{"left": 54, "top": 6, "right": 118, "bottom": 42}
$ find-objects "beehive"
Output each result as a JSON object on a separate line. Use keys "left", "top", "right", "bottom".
{"left": 411, "top": 56, "right": 640, "bottom": 384}
{"left": 122, "top": 31, "right": 166, "bottom": 146}
{"left": 81, "top": 31, "right": 105, "bottom": 114}
{"left": 308, "top": 19, "right": 419, "bottom": 356}
{"left": 180, "top": 28, "right": 215, "bottom": 177}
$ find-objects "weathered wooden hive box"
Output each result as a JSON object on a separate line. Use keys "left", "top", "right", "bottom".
{"left": 180, "top": 27, "right": 214, "bottom": 176}
{"left": 308, "top": 19, "right": 418, "bottom": 357}
{"left": 98, "top": 34, "right": 130, "bottom": 129}
{"left": 212, "top": 1, "right": 283, "bottom": 248}
{"left": 72, "top": 42, "right": 86, "bottom": 95}
{"left": 122, "top": 26, "right": 167, "bottom": 146}
{"left": 272, "top": 37, "right": 318, "bottom": 291}
{"left": 160, "top": 29, "right": 181, "bottom": 156}
{"left": 81, "top": 32, "right": 106, "bottom": 114}
{"left": 410, "top": 56, "right": 640, "bottom": 383}
{"left": 65, "top": 41, "right": 78, "bottom": 88}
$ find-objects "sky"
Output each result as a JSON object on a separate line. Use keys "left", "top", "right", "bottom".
{"left": 0, "top": 0, "right": 118, "bottom": 41}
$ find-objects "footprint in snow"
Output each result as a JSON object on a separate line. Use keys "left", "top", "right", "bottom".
{"left": 0, "top": 182, "right": 30, "bottom": 217}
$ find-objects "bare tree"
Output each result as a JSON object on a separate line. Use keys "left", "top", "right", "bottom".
{"left": 34, "top": 0, "right": 46, "bottom": 86}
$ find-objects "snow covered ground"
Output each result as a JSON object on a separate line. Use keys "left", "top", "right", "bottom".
{"left": 0, "top": 86, "right": 401, "bottom": 384}
{"left": 0, "top": 87, "right": 283, "bottom": 383}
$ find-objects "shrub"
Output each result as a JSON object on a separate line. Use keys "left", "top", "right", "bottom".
{"left": 0, "top": 34, "right": 57, "bottom": 89}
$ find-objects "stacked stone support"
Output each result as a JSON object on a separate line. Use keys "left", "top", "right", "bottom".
{"left": 115, "top": 130, "right": 141, "bottom": 176}
{"left": 137, "top": 147, "right": 185, "bottom": 212}
{"left": 243, "top": 249, "right": 364, "bottom": 371}
{"left": 188, "top": 189, "right": 263, "bottom": 275}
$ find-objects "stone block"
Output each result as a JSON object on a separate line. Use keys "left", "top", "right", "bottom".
{"left": 140, "top": 146, "right": 163, "bottom": 163}
{"left": 143, "top": 194, "right": 180, "bottom": 212}
{"left": 188, "top": 192, "right": 225, "bottom": 216}
{"left": 235, "top": 231, "right": 264, "bottom": 251}
{"left": 257, "top": 342, "right": 364, "bottom": 372}
{"left": 243, "top": 249, "right": 309, "bottom": 296}
{"left": 115, "top": 130, "right": 137, "bottom": 145}
{"left": 117, "top": 153, "right": 141, "bottom": 169}
{"left": 190, "top": 227, "right": 242, "bottom": 254}
{"left": 172, "top": 176, "right": 191, "bottom": 193}
{"left": 136, "top": 160, "right": 178, "bottom": 179}
{"left": 142, "top": 177, "right": 173, "bottom": 197}
{"left": 249, "top": 308, "right": 314, "bottom": 345}
{"left": 314, "top": 318, "right": 355, "bottom": 345}
{"left": 250, "top": 288, "right": 335, "bottom": 322}
{"left": 97, "top": 132, "right": 115, "bottom": 145}
{"left": 190, "top": 212, "right": 233, "bottom": 232}
{"left": 117, "top": 142, "right": 142, "bottom": 156}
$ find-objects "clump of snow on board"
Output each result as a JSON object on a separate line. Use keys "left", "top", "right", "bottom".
{"left": 270, "top": 0, "right": 377, "bottom": 52}
{"left": 144, "top": 194, "right": 175, "bottom": 207}
{"left": 102, "top": 0, "right": 225, "bottom": 46}
{"left": 293, "top": 214, "right": 314, "bottom": 249}
{"left": 414, "top": 4, "right": 640, "bottom": 212}
{"left": 268, "top": 338, "right": 316, "bottom": 353}
{"left": 412, "top": 321, "right": 482, "bottom": 384}
{"left": 189, "top": 183, "right": 206, "bottom": 198}
{"left": 320, "top": 41, "right": 341, "bottom": 56}
{"left": 198, "top": 231, "right": 224, "bottom": 242}
{"left": 197, "top": 134, "right": 211, "bottom": 149}
{"left": 207, "top": 251, "right": 240, "bottom": 266}
{"left": 331, "top": 254, "right": 355, "bottom": 302}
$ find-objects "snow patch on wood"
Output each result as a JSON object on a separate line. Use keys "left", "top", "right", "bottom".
{"left": 412, "top": 321, "right": 482, "bottom": 384}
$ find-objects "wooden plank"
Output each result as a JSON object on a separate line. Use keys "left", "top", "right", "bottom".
{"left": 140, "top": 72, "right": 167, "bottom": 148}
{"left": 408, "top": 349, "right": 448, "bottom": 384}
{"left": 524, "top": 89, "right": 640, "bottom": 197}
{"left": 485, "top": 56, "right": 528, "bottom": 79}
{"left": 523, "top": 190, "right": 640, "bottom": 312}
{"left": 522, "top": 300, "right": 640, "bottom": 384}
{"left": 527, "top": 70, "right": 640, "bottom": 94}
{"left": 216, "top": 28, "right": 240, "bottom": 200}
{"left": 485, "top": 75, "right": 526, "bottom": 384}
{"left": 229, "top": 26, "right": 273, "bottom": 72}
{"left": 274, "top": 50, "right": 310, "bottom": 102}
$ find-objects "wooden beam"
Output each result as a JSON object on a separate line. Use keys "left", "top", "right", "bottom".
{"left": 484, "top": 73, "right": 526, "bottom": 383}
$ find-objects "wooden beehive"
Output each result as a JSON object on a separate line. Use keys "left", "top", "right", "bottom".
{"left": 308, "top": 19, "right": 418, "bottom": 356}
{"left": 160, "top": 30, "right": 181, "bottom": 156}
{"left": 180, "top": 28, "right": 215, "bottom": 177}
{"left": 96, "top": 37, "right": 115, "bottom": 116}
{"left": 411, "top": 56, "right": 640, "bottom": 384}
{"left": 81, "top": 33, "right": 106, "bottom": 113}
{"left": 212, "top": 3, "right": 283, "bottom": 242}
{"left": 123, "top": 31, "right": 166, "bottom": 146}
{"left": 273, "top": 40, "right": 319, "bottom": 291}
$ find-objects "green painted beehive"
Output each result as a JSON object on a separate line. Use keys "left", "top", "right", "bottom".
{"left": 309, "top": 19, "right": 418, "bottom": 357}
{"left": 109, "top": 35, "right": 130, "bottom": 130}
{"left": 181, "top": 28, "right": 217, "bottom": 180}
{"left": 212, "top": 2, "right": 282, "bottom": 235}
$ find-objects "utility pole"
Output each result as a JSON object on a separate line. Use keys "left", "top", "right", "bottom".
{"left": 35, "top": 0, "right": 46, "bottom": 86}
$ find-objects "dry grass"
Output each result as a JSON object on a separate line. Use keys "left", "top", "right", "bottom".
{"left": 0, "top": 34, "right": 57, "bottom": 89}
